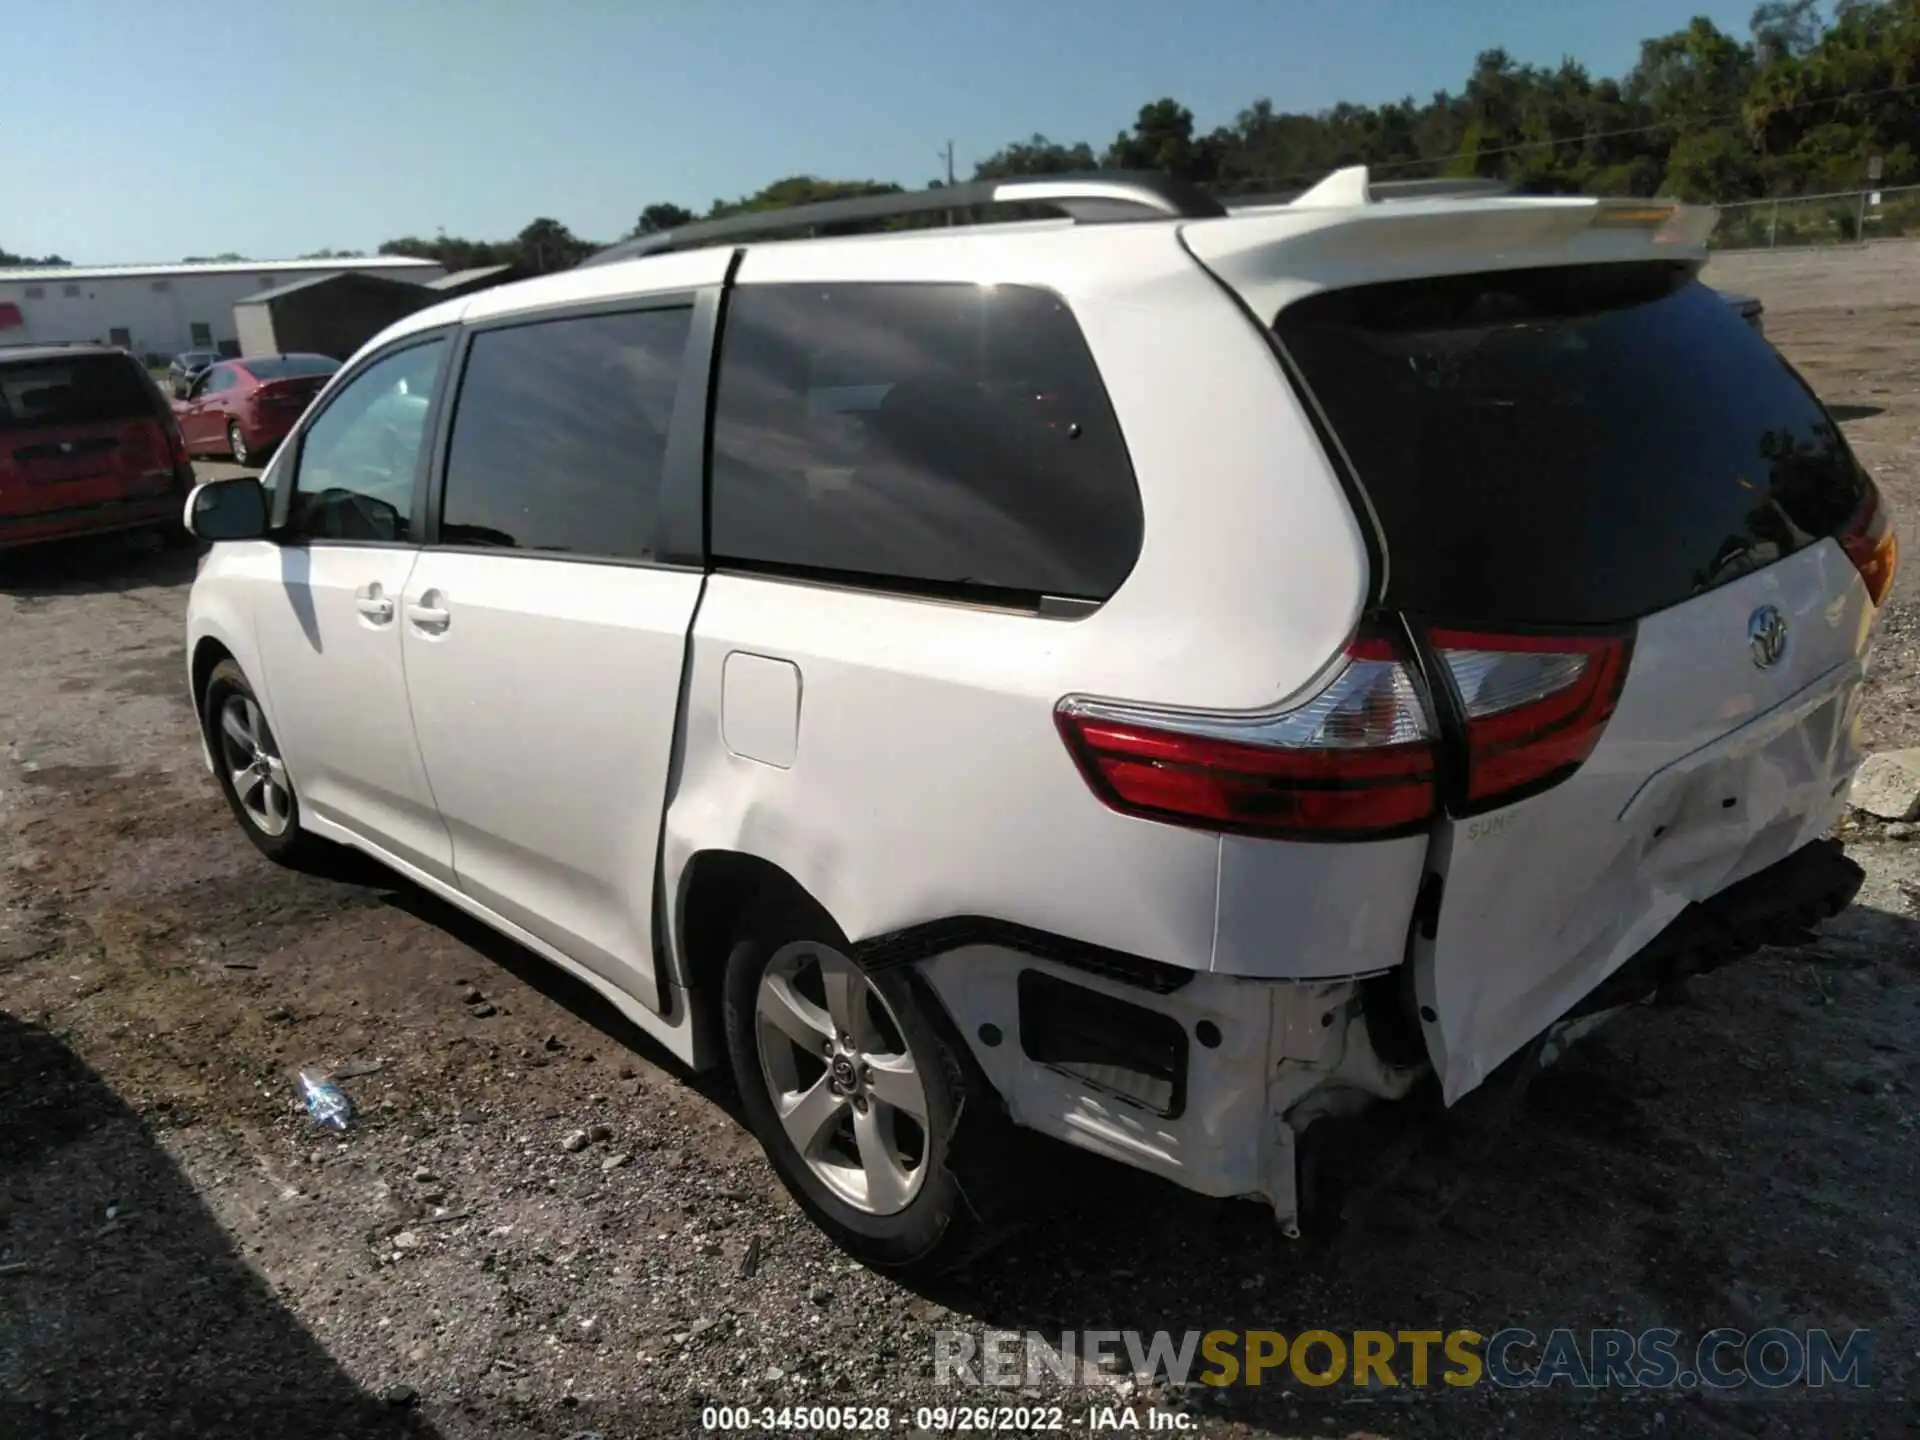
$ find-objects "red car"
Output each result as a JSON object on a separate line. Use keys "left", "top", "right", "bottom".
{"left": 0, "top": 343, "right": 195, "bottom": 553}
{"left": 174, "top": 352, "right": 340, "bottom": 467}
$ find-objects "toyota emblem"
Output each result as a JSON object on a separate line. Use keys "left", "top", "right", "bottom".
{"left": 1748, "top": 604, "right": 1788, "bottom": 669}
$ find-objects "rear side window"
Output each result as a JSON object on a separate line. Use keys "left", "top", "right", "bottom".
{"left": 709, "top": 282, "right": 1142, "bottom": 602}
{"left": 1277, "top": 263, "right": 1869, "bottom": 626}
{"left": 439, "top": 307, "right": 692, "bottom": 560}
{"left": 0, "top": 355, "right": 154, "bottom": 431}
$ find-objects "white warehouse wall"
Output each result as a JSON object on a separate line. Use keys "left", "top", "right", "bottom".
{"left": 0, "top": 259, "right": 445, "bottom": 361}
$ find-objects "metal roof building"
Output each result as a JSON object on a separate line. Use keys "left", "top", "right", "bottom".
{"left": 0, "top": 256, "right": 445, "bottom": 362}
{"left": 234, "top": 272, "right": 437, "bottom": 361}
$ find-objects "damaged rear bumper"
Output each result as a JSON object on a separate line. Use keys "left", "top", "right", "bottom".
{"left": 1565, "top": 835, "right": 1862, "bottom": 1020}
{"left": 914, "top": 837, "right": 1863, "bottom": 1234}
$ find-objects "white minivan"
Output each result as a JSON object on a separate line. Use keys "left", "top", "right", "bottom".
{"left": 183, "top": 169, "right": 1896, "bottom": 1271}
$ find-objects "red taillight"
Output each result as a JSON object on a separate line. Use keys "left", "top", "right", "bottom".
{"left": 1840, "top": 480, "right": 1898, "bottom": 606}
{"left": 1055, "top": 633, "right": 1439, "bottom": 840}
{"left": 118, "top": 419, "right": 175, "bottom": 477}
{"left": 256, "top": 379, "right": 320, "bottom": 407}
{"left": 1429, "top": 629, "right": 1632, "bottom": 810}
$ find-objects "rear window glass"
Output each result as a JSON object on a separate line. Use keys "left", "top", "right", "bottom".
{"left": 710, "top": 282, "right": 1142, "bottom": 603}
{"left": 0, "top": 355, "right": 153, "bottom": 431}
{"left": 246, "top": 355, "right": 338, "bottom": 381}
{"left": 1277, "top": 263, "right": 1869, "bottom": 626}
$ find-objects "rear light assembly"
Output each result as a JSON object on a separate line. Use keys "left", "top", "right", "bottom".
{"left": 1840, "top": 477, "right": 1898, "bottom": 607}
{"left": 1054, "top": 630, "right": 1440, "bottom": 841}
{"left": 118, "top": 419, "right": 178, "bottom": 483}
{"left": 1427, "top": 629, "right": 1632, "bottom": 812}
{"left": 1057, "top": 625, "right": 1635, "bottom": 840}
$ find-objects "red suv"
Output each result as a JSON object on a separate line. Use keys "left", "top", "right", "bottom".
{"left": 174, "top": 353, "right": 339, "bottom": 467}
{"left": 0, "top": 343, "right": 196, "bottom": 553}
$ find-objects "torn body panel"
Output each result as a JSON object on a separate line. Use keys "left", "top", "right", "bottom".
{"left": 917, "top": 946, "right": 1423, "bottom": 1232}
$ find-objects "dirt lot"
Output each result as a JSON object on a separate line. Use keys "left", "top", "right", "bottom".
{"left": 4, "top": 262, "right": 1920, "bottom": 1439}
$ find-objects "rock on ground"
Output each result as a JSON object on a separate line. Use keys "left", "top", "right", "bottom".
{"left": 1851, "top": 748, "right": 1920, "bottom": 821}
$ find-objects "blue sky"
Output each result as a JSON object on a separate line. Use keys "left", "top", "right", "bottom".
{"left": 3, "top": 0, "right": 1761, "bottom": 263}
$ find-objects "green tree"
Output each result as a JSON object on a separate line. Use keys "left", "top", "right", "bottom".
{"left": 515, "top": 217, "right": 592, "bottom": 272}
{"left": 705, "top": 176, "right": 903, "bottom": 221}
{"left": 377, "top": 0, "right": 1920, "bottom": 264}
{"left": 1, "top": 247, "right": 69, "bottom": 266}
{"left": 1751, "top": 0, "right": 1824, "bottom": 64}
{"left": 633, "top": 203, "right": 695, "bottom": 236}
{"left": 971, "top": 135, "right": 1097, "bottom": 179}
{"left": 1103, "top": 99, "right": 1228, "bottom": 183}
{"left": 379, "top": 233, "right": 513, "bottom": 271}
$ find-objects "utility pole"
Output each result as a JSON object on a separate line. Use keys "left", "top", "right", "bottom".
{"left": 939, "top": 140, "right": 957, "bottom": 225}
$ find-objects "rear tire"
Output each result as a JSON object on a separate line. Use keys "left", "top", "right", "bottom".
{"left": 227, "top": 421, "right": 252, "bottom": 467}
{"left": 202, "top": 659, "right": 324, "bottom": 868}
{"left": 721, "top": 895, "right": 1023, "bottom": 1274}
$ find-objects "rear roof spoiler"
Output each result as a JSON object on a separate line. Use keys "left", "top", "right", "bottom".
{"left": 1228, "top": 168, "right": 1515, "bottom": 210}
{"left": 1184, "top": 189, "right": 1720, "bottom": 316}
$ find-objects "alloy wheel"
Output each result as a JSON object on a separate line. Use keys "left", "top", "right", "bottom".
{"left": 217, "top": 692, "right": 291, "bottom": 836}
{"left": 228, "top": 423, "right": 250, "bottom": 466}
{"left": 753, "top": 941, "right": 931, "bottom": 1215}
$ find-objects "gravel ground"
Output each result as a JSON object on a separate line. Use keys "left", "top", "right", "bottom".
{"left": 4, "top": 268, "right": 1920, "bottom": 1440}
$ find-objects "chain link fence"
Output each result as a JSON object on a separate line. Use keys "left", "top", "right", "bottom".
{"left": 1712, "top": 183, "right": 1920, "bottom": 250}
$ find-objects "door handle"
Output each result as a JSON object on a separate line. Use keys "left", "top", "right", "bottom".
{"left": 353, "top": 583, "right": 394, "bottom": 623}
{"left": 407, "top": 589, "right": 450, "bottom": 633}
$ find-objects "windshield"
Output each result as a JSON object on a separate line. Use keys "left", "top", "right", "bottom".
{"left": 1277, "top": 262, "right": 1869, "bottom": 626}
{"left": 245, "top": 354, "right": 339, "bottom": 381}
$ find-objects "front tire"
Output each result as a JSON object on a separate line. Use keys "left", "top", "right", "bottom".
{"left": 202, "top": 659, "right": 323, "bottom": 867}
{"left": 722, "top": 896, "right": 1021, "bottom": 1274}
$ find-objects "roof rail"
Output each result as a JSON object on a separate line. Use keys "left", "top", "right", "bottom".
{"left": 579, "top": 171, "right": 1227, "bottom": 267}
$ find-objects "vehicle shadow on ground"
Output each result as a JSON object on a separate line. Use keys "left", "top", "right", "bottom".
{"left": 1829, "top": 404, "right": 1888, "bottom": 422}
{"left": 0, "top": 529, "right": 202, "bottom": 598}
{"left": 0, "top": 1011, "right": 440, "bottom": 1440}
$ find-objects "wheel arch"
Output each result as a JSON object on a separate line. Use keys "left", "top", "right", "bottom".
{"left": 668, "top": 847, "right": 999, "bottom": 1123}
{"left": 674, "top": 849, "right": 840, "bottom": 1021}
{"left": 187, "top": 593, "right": 281, "bottom": 776}
{"left": 190, "top": 633, "right": 235, "bottom": 718}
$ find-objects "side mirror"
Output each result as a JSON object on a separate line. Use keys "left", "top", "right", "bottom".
{"left": 186, "top": 476, "right": 269, "bottom": 542}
